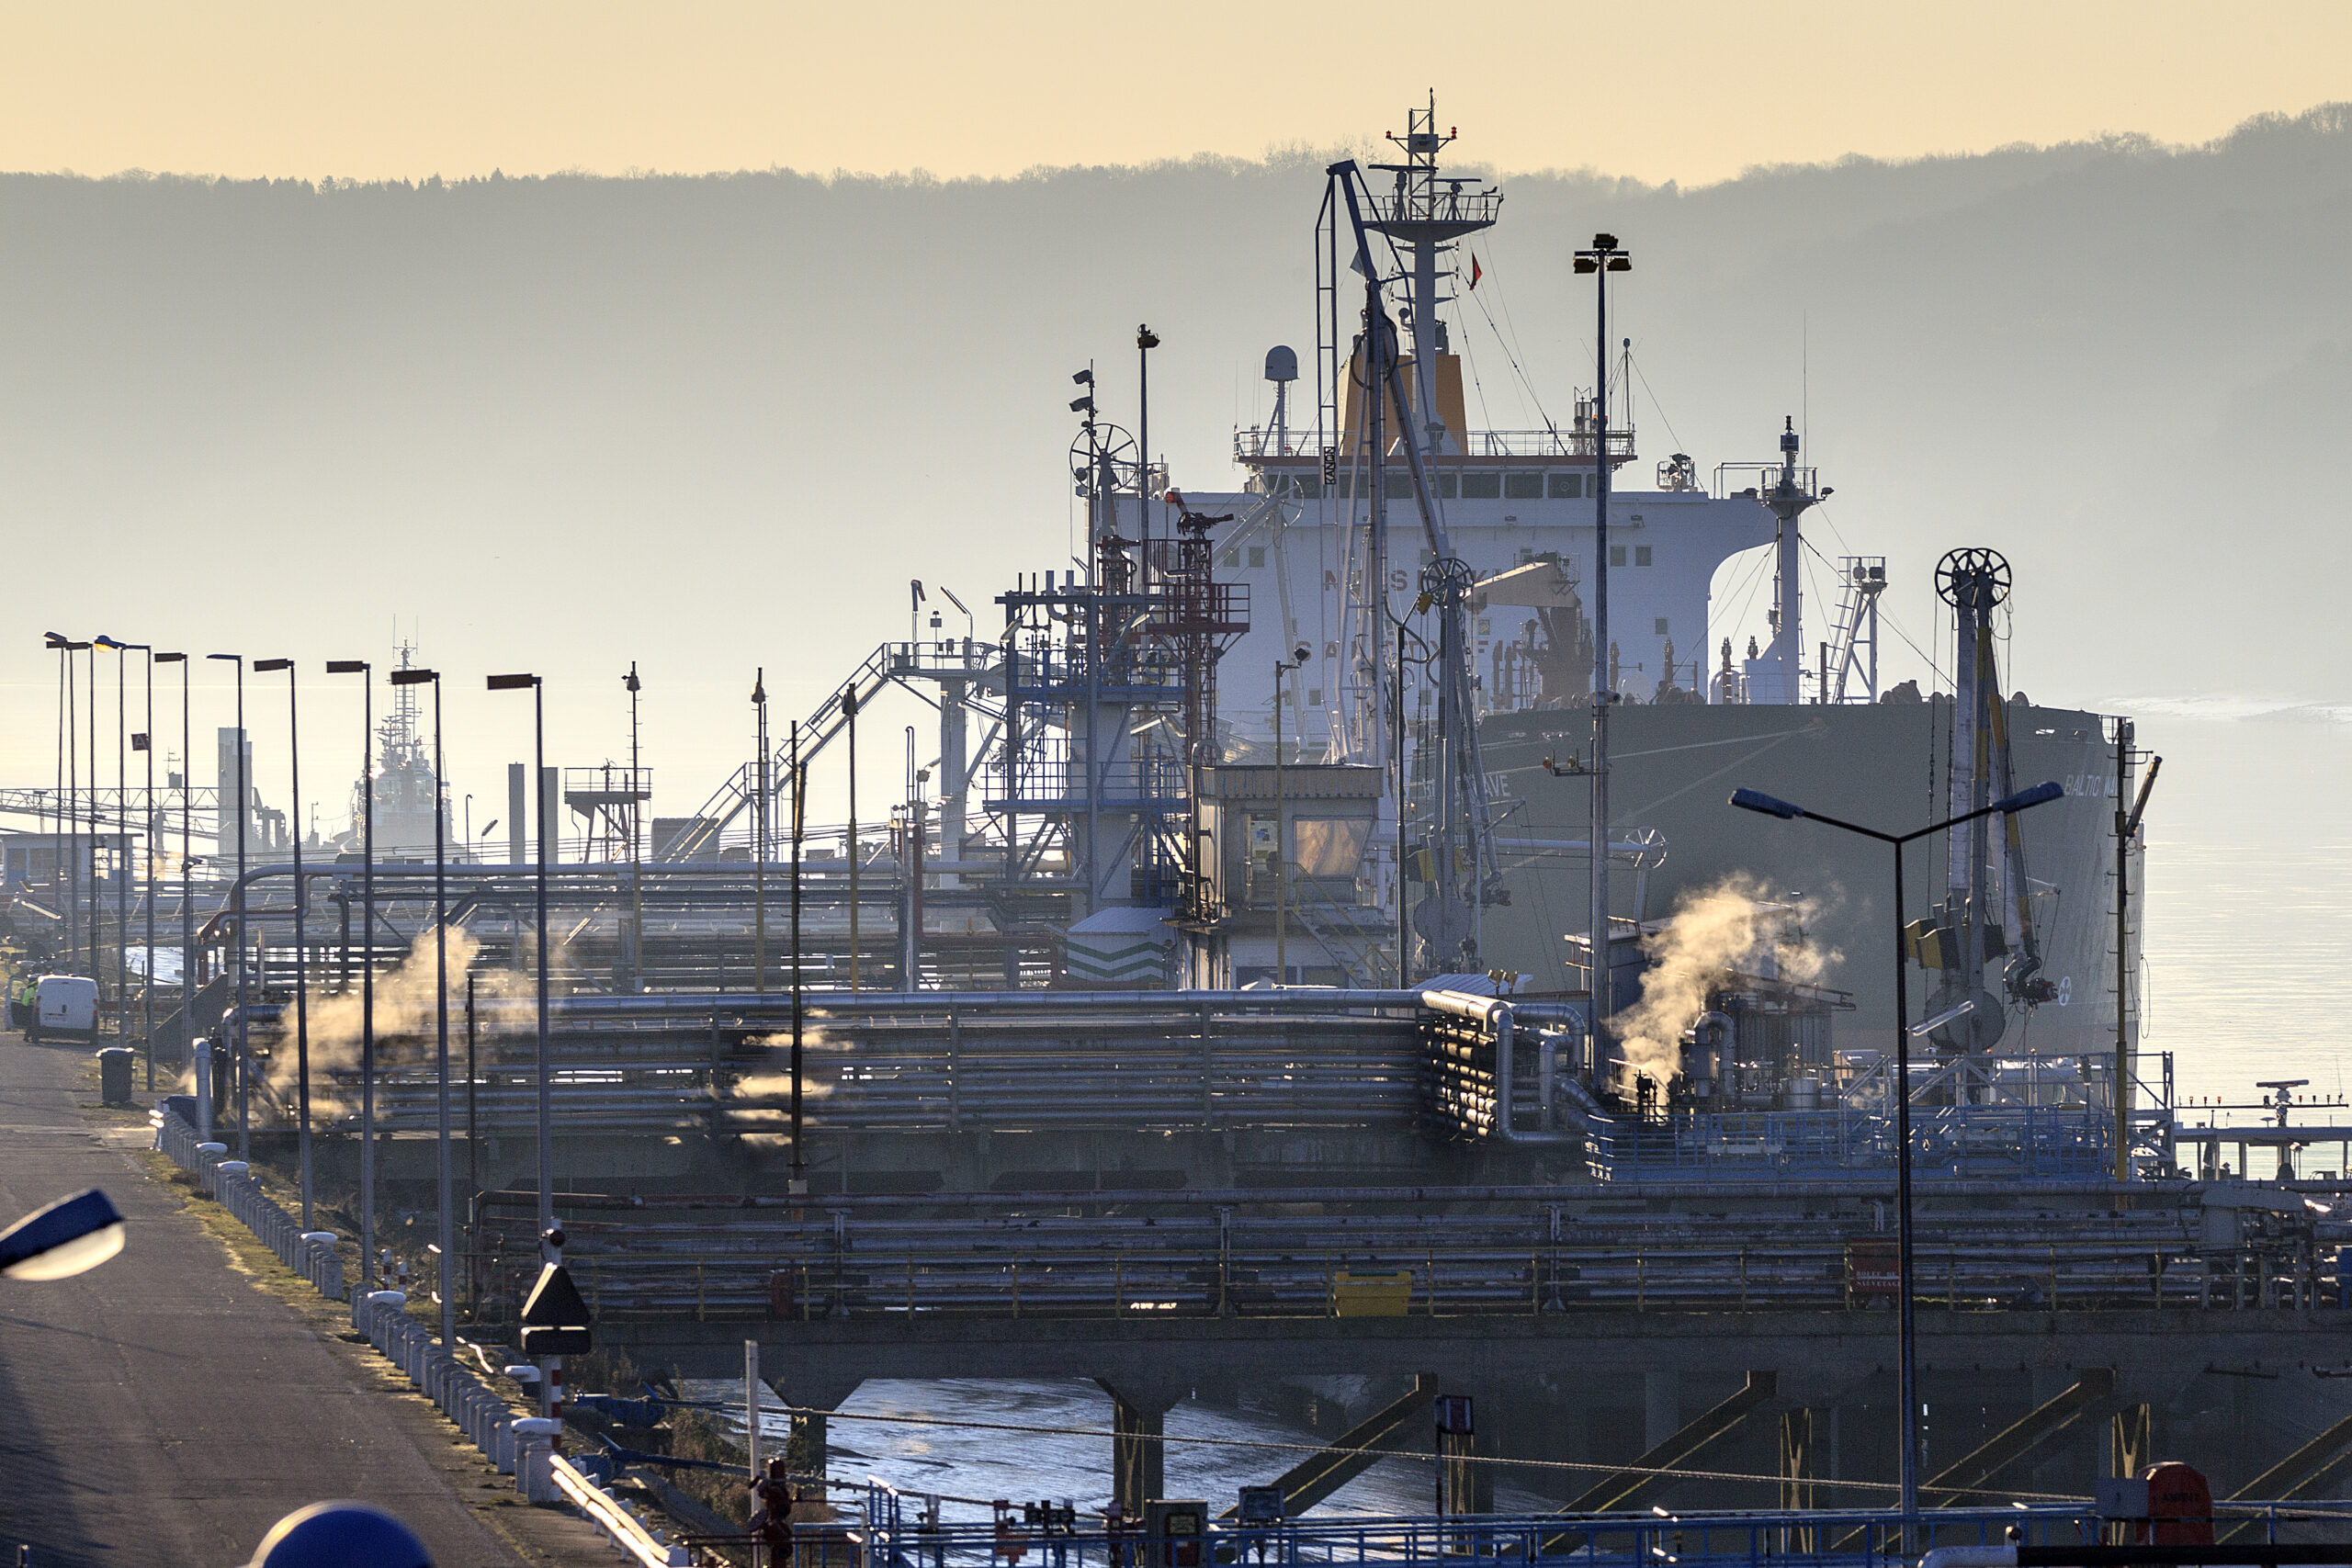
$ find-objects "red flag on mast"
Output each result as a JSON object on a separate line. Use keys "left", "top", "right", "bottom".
{"left": 1468, "top": 254, "right": 1483, "bottom": 291}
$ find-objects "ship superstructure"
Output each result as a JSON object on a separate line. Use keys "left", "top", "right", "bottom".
{"left": 1124, "top": 97, "right": 2136, "bottom": 1064}
{"left": 349, "top": 642, "right": 452, "bottom": 859}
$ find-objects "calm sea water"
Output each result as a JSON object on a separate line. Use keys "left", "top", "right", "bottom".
{"left": 2134, "top": 707, "right": 2352, "bottom": 1118}
{"left": 690, "top": 1376, "right": 1554, "bottom": 1522}
{"left": 702, "top": 711, "right": 2352, "bottom": 1513}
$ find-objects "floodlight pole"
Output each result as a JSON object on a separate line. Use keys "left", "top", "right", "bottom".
{"left": 1574, "top": 232, "right": 1630, "bottom": 1032}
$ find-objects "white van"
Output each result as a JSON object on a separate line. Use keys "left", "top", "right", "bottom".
{"left": 32, "top": 976, "right": 98, "bottom": 1043}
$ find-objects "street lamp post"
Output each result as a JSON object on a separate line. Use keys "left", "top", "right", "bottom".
{"left": 48, "top": 635, "right": 90, "bottom": 976}
{"left": 1728, "top": 776, "right": 2064, "bottom": 1528}
{"left": 140, "top": 649, "right": 156, "bottom": 1085}
{"left": 488, "top": 671, "right": 552, "bottom": 1412}
{"left": 327, "top": 660, "right": 376, "bottom": 1289}
{"left": 155, "top": 655, "right": 189, "bottom": 1079}
{"left": 96, "top": 638, "right": 155, "bottom": 1084}
{"left": 85, "top": 641, "right": 97, "bottom": 985}
{"left": 753, "top": 671, "right": 768, "bottom": 995}
{"left": 1272, "top": 645, "right": 1309, "bottom": 986}
{"left": 44, "top": 637, "right": 62, "bottom": 968}
{"left": 392, "top": 666, "right": 451, "bottom": 1347}
{"left": 207, "top": 655, "right": 250, "bottom": 1158}
{"left": 43, "top": 637, "right": 64, "bottom": 968}
{"left": 845, "top": 683, "right": 860, "bottom": 992}
{"left": 254, "top": 659, "right": 313, "bottom": 1231}
{"left": 98, "top": 640, "right": 129, "bottom": 1027}
{"left": 625, "top": 662, "right": 643, "bottom": 993}
{"left": 788, "top": 719, "right": 806, "bottom": 1194}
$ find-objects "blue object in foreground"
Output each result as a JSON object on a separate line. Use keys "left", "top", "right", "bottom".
{"left": 248, "top": 1502, "right": 431, "bottom": 1568}
{"left": 1728, "top": 787, "right": 1805, "bottom": 819}
{"left": 0, "top": 1188, "right": 125, "bottom": 1280}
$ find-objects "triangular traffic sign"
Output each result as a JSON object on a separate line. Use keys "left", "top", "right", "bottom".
{"left": 520, "top": 1262, "right": 594, "bottom": 1354}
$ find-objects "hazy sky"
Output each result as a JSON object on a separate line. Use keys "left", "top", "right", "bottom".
{"left": 4, "top": 2, "right": 2348, "bottom": 186}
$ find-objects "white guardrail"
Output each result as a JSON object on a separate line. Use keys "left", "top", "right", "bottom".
{"left": 154, "top": 1104, "right": 690, "bottom": 1566}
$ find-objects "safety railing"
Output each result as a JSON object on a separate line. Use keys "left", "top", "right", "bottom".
{"left": 471, "top": 1204, "right": 2328, "bottom": 1325}
{"left": 1231, "top": 428, "right": 1637, "bottom": 463}
{"left": 550, "top": 1453, "right": 692, "bottom": 1566}
{"left": 843, "top": 1502, "right": 2110, "bottom": 1568}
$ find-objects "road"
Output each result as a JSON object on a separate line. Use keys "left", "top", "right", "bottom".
{"left": 0, "top": 1036, "right": 605, "bottom": 1566}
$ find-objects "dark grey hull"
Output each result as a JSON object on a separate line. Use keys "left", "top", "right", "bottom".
{"left": 1474, "top": 701, "right": 2133, "bottom": 1060}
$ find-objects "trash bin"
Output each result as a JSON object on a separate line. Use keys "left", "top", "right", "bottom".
{"left": 97, "top": 1047, "right": 134, "bottom": 1106}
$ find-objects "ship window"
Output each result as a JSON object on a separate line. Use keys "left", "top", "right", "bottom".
{"left": 1306, "top": 688, "right": 1322, "bottom": 706}
{"left": 1248, "top": 547, "right": 1267, "bottom": 569}
{"left": 1293, "top": 476, "right": 1321, "bottom": 500}
{"left": 1437, "top": 470, "right": 1457, "bottom": 499}
{"left": 1635, "top": 546, "right": 1653, "bottom": 567}
{"left": 1461, "top": 471, "right": 1501, "bottom": 499}
{"left": 1477, "top": 617, "right": 1493, "bottom": 635}
{"left": 1335, "top": 474, "right": 1352, "bottom": 498}
{"left": 1219, "top": 548, "right": 1240, "bottom": 568}
{"left": 1549, "top": 472, "right": 1584, "bottom": 499}
{"left": 1385, "top": 472, "right": 1414, "bottom": 500}
{"left": 1655, "top": 617, "right": 1670, "bottom": 636}
{"left": 1610, "top": 546, "right": 1627, "bottom": 568}
{"left": 1504, "top": 472, "right": 1544, "bottom": 500}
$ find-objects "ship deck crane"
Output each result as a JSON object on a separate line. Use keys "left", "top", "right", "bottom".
{"left": 1327, "top": 157, "right": 1501, "bottom": 971}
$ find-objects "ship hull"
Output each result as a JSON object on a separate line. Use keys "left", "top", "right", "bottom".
{"left": 1474, "top": 700, "right": 2134, "bottom": 1059}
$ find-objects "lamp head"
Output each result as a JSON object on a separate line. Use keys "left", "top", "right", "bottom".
{"left": 485, "top": 673, "right": 537, "bottom": 691}
{"left": 325, "top": 660, "right": 368, "bottom": 675}
{"left": 207, "top": 654, "right": 240, "bottom": 663}
{"left": 1995, "top": 780, "right": 2064, "bottom": 813}
{"left": 254, "top": 659, "right": 292, "bottom": 673}
{"left": 388, "top": 669, "right": 437, "bottom": 686}
{"left": 1071, "top": 368, "right": 1093, "bottom": 387}
{"left": 1729, "top": 788, "right": 1805, "bottom": 820}
{"left": 0, "top": 1188, "right": 125, "bottom": 1280}
{"left": 154, "top": 652, "right": 186, "bottom": 664}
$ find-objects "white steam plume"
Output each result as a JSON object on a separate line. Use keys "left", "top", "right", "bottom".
{"left": 1608, "top": 873, "right": 1838, "bottom": 1092}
